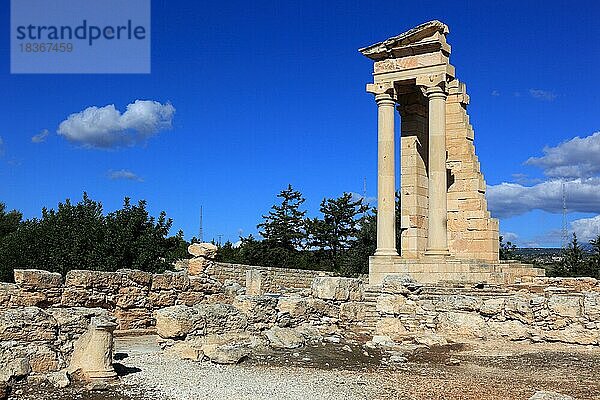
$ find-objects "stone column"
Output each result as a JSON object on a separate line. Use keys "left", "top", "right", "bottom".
{"left": 367, "top": 83, "right": 398, "bottom": 256}
{"left": 418, "top": 75, "right": 450, "bottom": 257}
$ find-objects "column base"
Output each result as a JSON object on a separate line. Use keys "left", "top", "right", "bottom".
{"left": 374, "top": 248, "right": 399, "bottom": 256}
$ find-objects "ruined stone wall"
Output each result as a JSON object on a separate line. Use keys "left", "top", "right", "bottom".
{"left": 1, "top": 269, "right": 225, "bottom": 330}
{"left": 445, "top": 79, "right": 499, "bottom": 262}
{"left": 370, "top": 276, "right": 600, "bottom": 345}
{"left": 205, "top": 262, "right": 335, "bottom": 293}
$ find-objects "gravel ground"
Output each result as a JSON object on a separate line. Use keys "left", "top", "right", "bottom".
{"left": 8, "top": 336, "right": 600, "bottom": 400}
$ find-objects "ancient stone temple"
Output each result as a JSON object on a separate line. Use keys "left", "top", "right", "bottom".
{"left": 360, "top": 21, "right": 544, "bottom": 285}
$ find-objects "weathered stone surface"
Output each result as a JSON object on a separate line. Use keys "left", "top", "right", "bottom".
{"left": 29, "top": 344, "right": 61, "bottom": 372}
{"left": 14, "top": 269, "right": 62, "bottom": 288}
{"left": 197, "top": 304, "right": 248, "bottom": 335}
{"left": 435, "top": 295, "right": 481, "bottom": 312}
{"left": 548, "top": 295, "right": 582, "bottom": 318}
{"left": 47, "top": 370, "right": 70, "bottom": 388}
{"left": 277, "top": 296, "right": 308, "bottom": 318}
{"left": 118, "top": 269, "right": 152, "bottom": 288}
{"left": 155, "top": 305, "right": 202, "bottom": 339}
{"left": 529, "top": 391, "right": 575, "bottom": 400}
{"left": 380, "top": 275, "right": 416, "bottom": 294}
{"left": 376, "top": 294, "right": 415, "bottom": 315}
{"left": 61, "top": 288, "right": 107, "bottom": 308}
{"left": 505, "top": 295, "right": 534, "bottom": 324}
{"left": 152, "top": 272, "right": 190, "bottom": 291}
{"left": 233, "top": 295, "right": 278, "bottom": 328}
{"left": 375, "top": 317, "right": 407, "bottom": 340}
{"left": 188, "top": 243, "right": 218, "bottom": 258}
{"left": 264, "top": 326, "right": 305, "bottom": 349}
{"left": 437, "top": 311, "right": 488, "bottom": 338}
{"left": 0, "top": 357, "right": 30, "bottom": 382}
{"left": 188, "top": 258, "right": 209, "bottom": 276}
{"left": 311, "top": 277, "right": 363, "bottom": 301}
{"left": 201, "top": 333, "right": 254, "bottom": 364}
{"left": 339, "top": 302, "right": 367, "bottom": 322}
{"left": 480, "top": 297, "right": 505, "bottom": 315}
{"left": 0, "top": 307, "right": 57, "bottom": 341}
{"left": 148, "top": 290, "right": 177, "bottom": 308}
{"left": 543, "top": 323, "right": 599, "bottom": 345}
{"left": 113, "top": 307, "right": 153, "bottom": 330}
{"left": 584, "top": 292, "right": 600, "bottom": 321}
{"left": 488, "top": 320, "right": 530, "bottom": 341}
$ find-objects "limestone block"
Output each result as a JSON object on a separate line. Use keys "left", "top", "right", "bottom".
{"left": 61, "top": 288, "right": 107, "bottom": 308}
{"left": 29, "top": 344, "right": 61, "bottom": 373}
{"left": 435, "top": 295, "right": 481, "bottom": 312}
{"left": 148, "top": 290, "right": 177, "bottom": 308}
{"left": 113, "top": 307, "right": 153, "bottom": 330}
{"left": 118, "top": 269, "right": 152, "bottom": 288}
{"left": 155, "top": 305, "right": 203, "bottom": 339}
{"left": 188, "top": 257, "right": 209, "bottom": 276}
{"left": 548, "top": 295, "right": 582, "bottom": 318}
{"left": 0, "top": 307, "right": 57, "bottom": 341}
{"left": 14, "top": 269, "right": 62, "bottom": 289}
{"left": 195, "top": 303, "right": 248, "bottom": 335}
{"left": 264, "top": 326, "right": 305, "bottom": 349}
{"left": 375, "top": 317, "right": 407, "bottom": 340}
{"left": 68, "top": 316, "right": 118, "bottom": 380}
{"left": 177, "top": 291, "right": 205, "bottom": 306}
{"left": 339, "top": 302, "right": 367, "bottom": 322}
{"left": 233, "top": 295, "right": 278, "bottom": 327}
{"left": 65, "top": 270, "right": 95, "bottom": 288}
{"left": 542, "top": 323, "right": 599, "bottom": 345}
{"left": 201, "top": 333, "right": 254, "bottom": 364}
{"left": 116, "top": 286, "right": 149, "bottom": 309}
{"left": 488, "top": 320, "right": 530, "bottom": 341}
{"left": 277, "top": 296, "right": 309, "bottom": 318}
{"left": 437, "top": 311, "right": 488, "bottom": 339}
{"left": 480, "top": 298, "right": 505, "bottom": 315}
{"left": 505, "top": 295, "right": 534, "bottom": 324}
{"left": 245, "top": 270, "right": 263, "bottom": 296}
{"left": 376, "top": 294, "right": 407, "bottom": 315}
{"left": 188, "top": 242, "right": 218, "bottom": 259}
{"left": 311, "top": 277, "right": 363, "bottom": 301}
{"left": 584, "top": 292, "right": 600, "bottom": 321}
{"left": 151, "top": 271, "right": 190, "bottom": 291}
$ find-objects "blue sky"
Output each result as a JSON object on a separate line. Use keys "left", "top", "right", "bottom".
{"left": 1, "top": 0, "right": 599, "bottom": 247}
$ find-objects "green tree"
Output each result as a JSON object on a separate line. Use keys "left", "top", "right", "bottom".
{"left": 556, "top": 233, "right": 586, "bottom": 277}
{"left": 307, "top": 193, "right": 368, "bottom": 271}
{"left": 583, "top": 235, "right": 600, "bottom": 279}
{"left": 342, "top": 211, "right": 377, "bottom": 276}
{"left": 0, "top": 203, "right": 22, "bottom": 241}
{"left": 257, "top": 184, "right": 306, "bottom": 250}
{"left": 0, "top": 194, "right": 188, "bottom": 282}
{"left": 499, "top": 235, "right": 518, "bottom": 260}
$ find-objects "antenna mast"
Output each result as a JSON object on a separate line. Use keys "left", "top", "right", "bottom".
{"left": 199, "top": 206, "right": 204, "bottom": 243}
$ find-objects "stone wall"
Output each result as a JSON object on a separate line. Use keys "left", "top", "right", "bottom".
{"left": 1, "top": 269, "right": 225, "bottom": 330}
{"left": 370, "top": 276, "right": 600, "bottom": 345}
{"left": 204, "top": 262, "right": 335, "bottom": 293}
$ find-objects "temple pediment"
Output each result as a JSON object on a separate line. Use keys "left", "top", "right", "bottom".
{"left": 359, "top": 20, "right": 451, "bottom": 61}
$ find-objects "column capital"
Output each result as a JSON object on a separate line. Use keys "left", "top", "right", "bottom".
{"left": 416, "top": 73, "right": 448, "bottom": 97}
{"left": 366, "top": 82, "right": 396, "bottom": 104}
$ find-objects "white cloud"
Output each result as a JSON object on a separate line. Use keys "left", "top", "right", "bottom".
{"left": 31, "top": 129, "right": 49, "bottom": 143}
{"left": 491, "top": 90, "right": 500, "bottom": 97}
{"left": 349, "top": 192, "right": 377, "bottom": 206}
{"left": 58, "top": 100, "right": 175, "bottom": 149}
{"left": 0, "top": 137, "right": 4, "bottom": 156}
{"left": 571, "top": 215, "right": 600, "bottom": 243}
{"left": 108, "top": 169, "right": 144, "bottom": 182}
{"left": 525, "top": 132, "right": 600, "bottom": 179}
{"left": 488, "top": 178, "right": 600, "bottom": 219}
{"left": 529, "top": 89, "right": 557, "bottom": 101}
{"left": 500, "top": 231, "right": 519, "bottom": 243}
